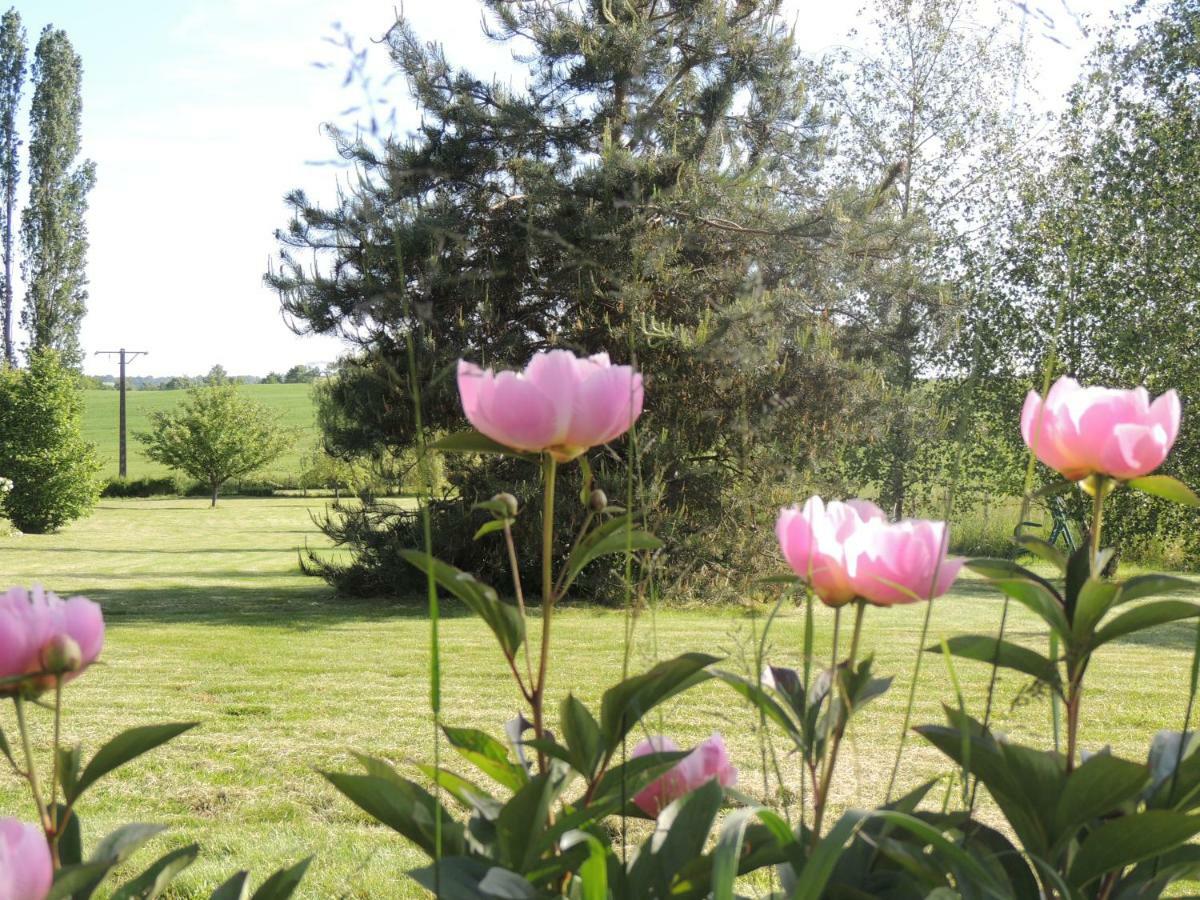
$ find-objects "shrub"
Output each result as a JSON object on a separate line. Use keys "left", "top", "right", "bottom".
{"left": 0, "top": 350, "right": 100, "bottom": 533}
{"left": 100, "top": 475, "right": 178, "bottom": 498}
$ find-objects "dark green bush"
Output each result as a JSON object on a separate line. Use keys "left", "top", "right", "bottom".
{"left": 0, "top": 350, "right": 101, "bottom": 532}
{"left": 101, "top": 475, "right": 179, "bottom": 497}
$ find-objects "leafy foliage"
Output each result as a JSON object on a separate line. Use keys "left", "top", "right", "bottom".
{"left": 20, "top": 24, "right": 94, "bottom": 369}
{"left": 0, "top": 348, "right": 100, "bottom": 532}
{"left": 136, "top": 382, "right": 296, "bottom": 506}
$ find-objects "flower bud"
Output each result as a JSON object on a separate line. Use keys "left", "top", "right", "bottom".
{"left": 492, "top": 492, "right": 519, "bottom": 517}
{"left": 589, "top": 488, "right": 608, "bottom": 512}
{"left": 40, "top": 635, "right": 82, "bottom": 676}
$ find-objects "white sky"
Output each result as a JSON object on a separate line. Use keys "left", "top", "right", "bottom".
{"left": 13, "top": 0, "right": 1125, "bottom": 377}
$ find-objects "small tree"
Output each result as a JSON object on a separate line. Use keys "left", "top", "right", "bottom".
{"left": 137, "top": 382, "right": 295, "bottom": 507}
{"left": 0, "top": 348, "right": 100, "bottom": 532}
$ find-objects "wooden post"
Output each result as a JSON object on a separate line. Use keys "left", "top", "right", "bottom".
{"left": 94, "top": 349, "right": 147, "bottom": 479}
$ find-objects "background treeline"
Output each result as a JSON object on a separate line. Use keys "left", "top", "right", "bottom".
{"left": 81, "top": 363, "right": 328, "bottom": 390}
{"left": 264, "top": 0, "right": 1200, "bottom": 602}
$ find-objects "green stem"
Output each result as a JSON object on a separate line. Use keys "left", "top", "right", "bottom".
{"left": 533, "top": 456, "right": 558, "bottom": 770}
{"left": 13, "top": 697, "right": 51, "bottom": 847}
{"left": 502, "top": 521, "right": 536, "bottom": 693}
{"left": 50, "top": 678, "right": 62, "bottom": 863}
{"left": 812, "top": 601, "right": 865, "bottom": 846}
{"left": 885, "top": 597, "right": 935, "bottom": 803}
{"left": 1090, "top": 478, "right": 1106, "bottom": 575}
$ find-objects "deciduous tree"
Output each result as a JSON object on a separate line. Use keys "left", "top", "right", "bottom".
{"left": 137, "top": 383, "right": 296, "bottom": 507}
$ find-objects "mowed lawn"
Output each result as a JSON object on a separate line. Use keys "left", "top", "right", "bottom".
{"left": 0, "top": 498, "right": 1197, "bottom": 897}
{"left": 81, "top": 384, "right": 317, "bottom": 481}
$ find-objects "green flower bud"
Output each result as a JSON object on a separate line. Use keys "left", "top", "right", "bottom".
{"left": 493, "top": 492, "right": 519, "bottom": 517}
{"left": 40, "top": 635, "right": 82, "bottom": 675}
{"left": 589, "top": 488, "right": 608, "bottom": 512}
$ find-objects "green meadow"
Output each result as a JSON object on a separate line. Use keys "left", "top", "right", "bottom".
{"left": 0, "top": 497, "right": 1196, "bottom": 896}
{"left": 80, "top": 385, "right": 318, "bottom": 481}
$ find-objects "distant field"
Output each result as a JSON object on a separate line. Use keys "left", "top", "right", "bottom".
{"left": 81, "top": 384, "right": 317, "bottom": 481}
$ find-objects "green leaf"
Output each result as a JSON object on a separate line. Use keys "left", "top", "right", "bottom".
{"left": 1119, "top": 574, "right": 1195, "bottom": 605}
{"left": 249, "top": 858, "right": 312, "bottom": 900}
{"left": 1068, "top": 810, "right": 1200, "bottom": 887}
{"left": 1013, "top": 534, "right": 1067, "bottom": 571}
{"left": 711, "top": 669, "right": 797, "bottom": 735}
{"left": 1093, "top": 600, "right": 1200, "bottom": 648}
{"left": 472, "top": 498, "right": 515, "bottom": 516}
{"left": 1072, "top": 578, "right": 1121, "bottom": 641}
{"left": 1128, "top": 474, "right": 1200, "bottom": 507}
{"left": 473, "top": 519, "right": 510, "bottom": 540}
{"left": 560, "top": 514, "right": 662, "bottom": 598}
{"left": 51, "top": 803, "right": 82, "bottom": 866}
{"left": 587, "top": 750, "right": 690, "bottom": 808}
{"left": 71, "top": 723, "right": 198, "bottom": 802}
{"left": 559, "top": 831, "right": 607, "bottom": 900}
{"left": 48, "top": 863, "right": 114, "bottom": 900}
{"left": 442, "top": 726, "right": 529, "bottom": 791}
{"left": 496, "top": 766, "right": 572, "bottom": 872}
{"left": 432, "top": 430, "right": 537, "bottom": 460}
{"left": 208, "top": 872, "right": 251, "bottom": 900}
{"left": 627, "top": 778, "right": 723, "bottom": 898}
{"left": 934, "top": 635, "right": 1061, "bottom": 689}
{"left": 967, "top": 557, "right": 1059, "bottom": 593}
{"left": 986, "top": 577, "right": 1070, "bottom": 640}
{"left": 407, "top": 857, "right": 537, "bottom": 899}
{"left": 209, "top": 872, "right": 251, "bottom": 900}
{"left": 710, "top": 807, "right": 755, "bottom": 900}
{"left": 110, "top": 844, "right": 200, "bottom": 900}
{"left": 57, "top": 743, "right": 81, "bottom": 805}
{"left": 1054, "top": 753, "right": 1150, "bottom": 844}
{"left": 400, "top": 551, "right": 525, "bottom": 661}
{"left": 599, "top": 653, "right": 718, "bottom": 748}
{"left": 91, "top": 823, "right": 168, "bottom": 866}
{"left": 559, "top": 695, "right": 603, "bottom": 780}
{"left": 415, "top": 765, "right": 502, "bottom": 819}
{"left": 322, "top": 771, "right": 465, "bottom": 857}
{"left": 790, "top": 810, "right": 867, "bottom": 900}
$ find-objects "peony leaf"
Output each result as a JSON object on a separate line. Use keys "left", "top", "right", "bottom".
{"left": 432, "top": 430, "right": 538, "bottom": 461}
{"left": 1128, "top": 475, "right": 1200, "bottom": 507}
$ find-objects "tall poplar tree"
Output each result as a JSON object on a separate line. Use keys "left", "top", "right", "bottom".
{"left": 20, "top": 25, "right": 93, "bottom": 369}
{"left": 0, "top": 8, "right": 24, "bottom": 367}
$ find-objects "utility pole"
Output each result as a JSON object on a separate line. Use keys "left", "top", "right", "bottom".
{"left": 94, "top": 348, "right": 147, "bottom": 479}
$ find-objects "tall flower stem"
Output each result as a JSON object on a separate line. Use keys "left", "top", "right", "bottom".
{"left": 1065, "top": 480, "right": 1107, "bottom": 773}
{"left": 502, "top": 521, "right": 535, "bottom": 691}
{"left": 49, "top": 678, "right": 64, "bottom": 865}
{"left": 13, "top": 697, "right": 51, "bottom": 848}
{"left": 885, "top": 598, "right": 935, "bottom": 802}
{"left": 533, "top": 456, "right": 558, "bottom": 769}
{"left": 812, "top": 601, "right": 866, "bottom": 846}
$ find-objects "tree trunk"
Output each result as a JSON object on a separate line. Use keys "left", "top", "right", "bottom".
{"left": 211, "top": 483, "right": 219, "bottom": 508}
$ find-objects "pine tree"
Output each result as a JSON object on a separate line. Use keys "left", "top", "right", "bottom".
{"left": 0, "top": 8, "right": 23, "bottom": 367}
{"left": 20, "top": 25, "right": 94, "bottom": 369}
{"left": 270, "top": 1, "right": 889, "bottom": 597}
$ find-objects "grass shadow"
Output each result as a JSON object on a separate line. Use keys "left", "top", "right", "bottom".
{"left": 86, "top": 584, "right": 475, "bottom": 629}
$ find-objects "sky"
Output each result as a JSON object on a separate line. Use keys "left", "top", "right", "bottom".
{"left": 14, "top": 0, "right": 1126, "bottom": 377}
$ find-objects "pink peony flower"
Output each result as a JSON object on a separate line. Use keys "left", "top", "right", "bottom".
{"left": 776, "top": 498, "right": 886, "bottom": 607}
{"left": 631, "top": 734, "right": 738, "bottom": 817}
{"left": 0, "top": 587, "right": 104, "bottom": 695}
{"left": 456, "top": 350, "right": 643, "bottom": 461}
{"left": 1021, "top": 377, "right": 1181, "bottom": 482}
{"left": 0, "top": 818, "right": 52, "bottom": 900}
{"left": 846, "top": 517, "right": 963, "bottom": 607}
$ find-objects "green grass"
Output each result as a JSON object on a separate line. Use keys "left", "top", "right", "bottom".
{"left": 81, "top": 385, "right": 318, "bottom": 481}
{"left": 0, "top": 498, "right": 1197, "bottom": 896}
